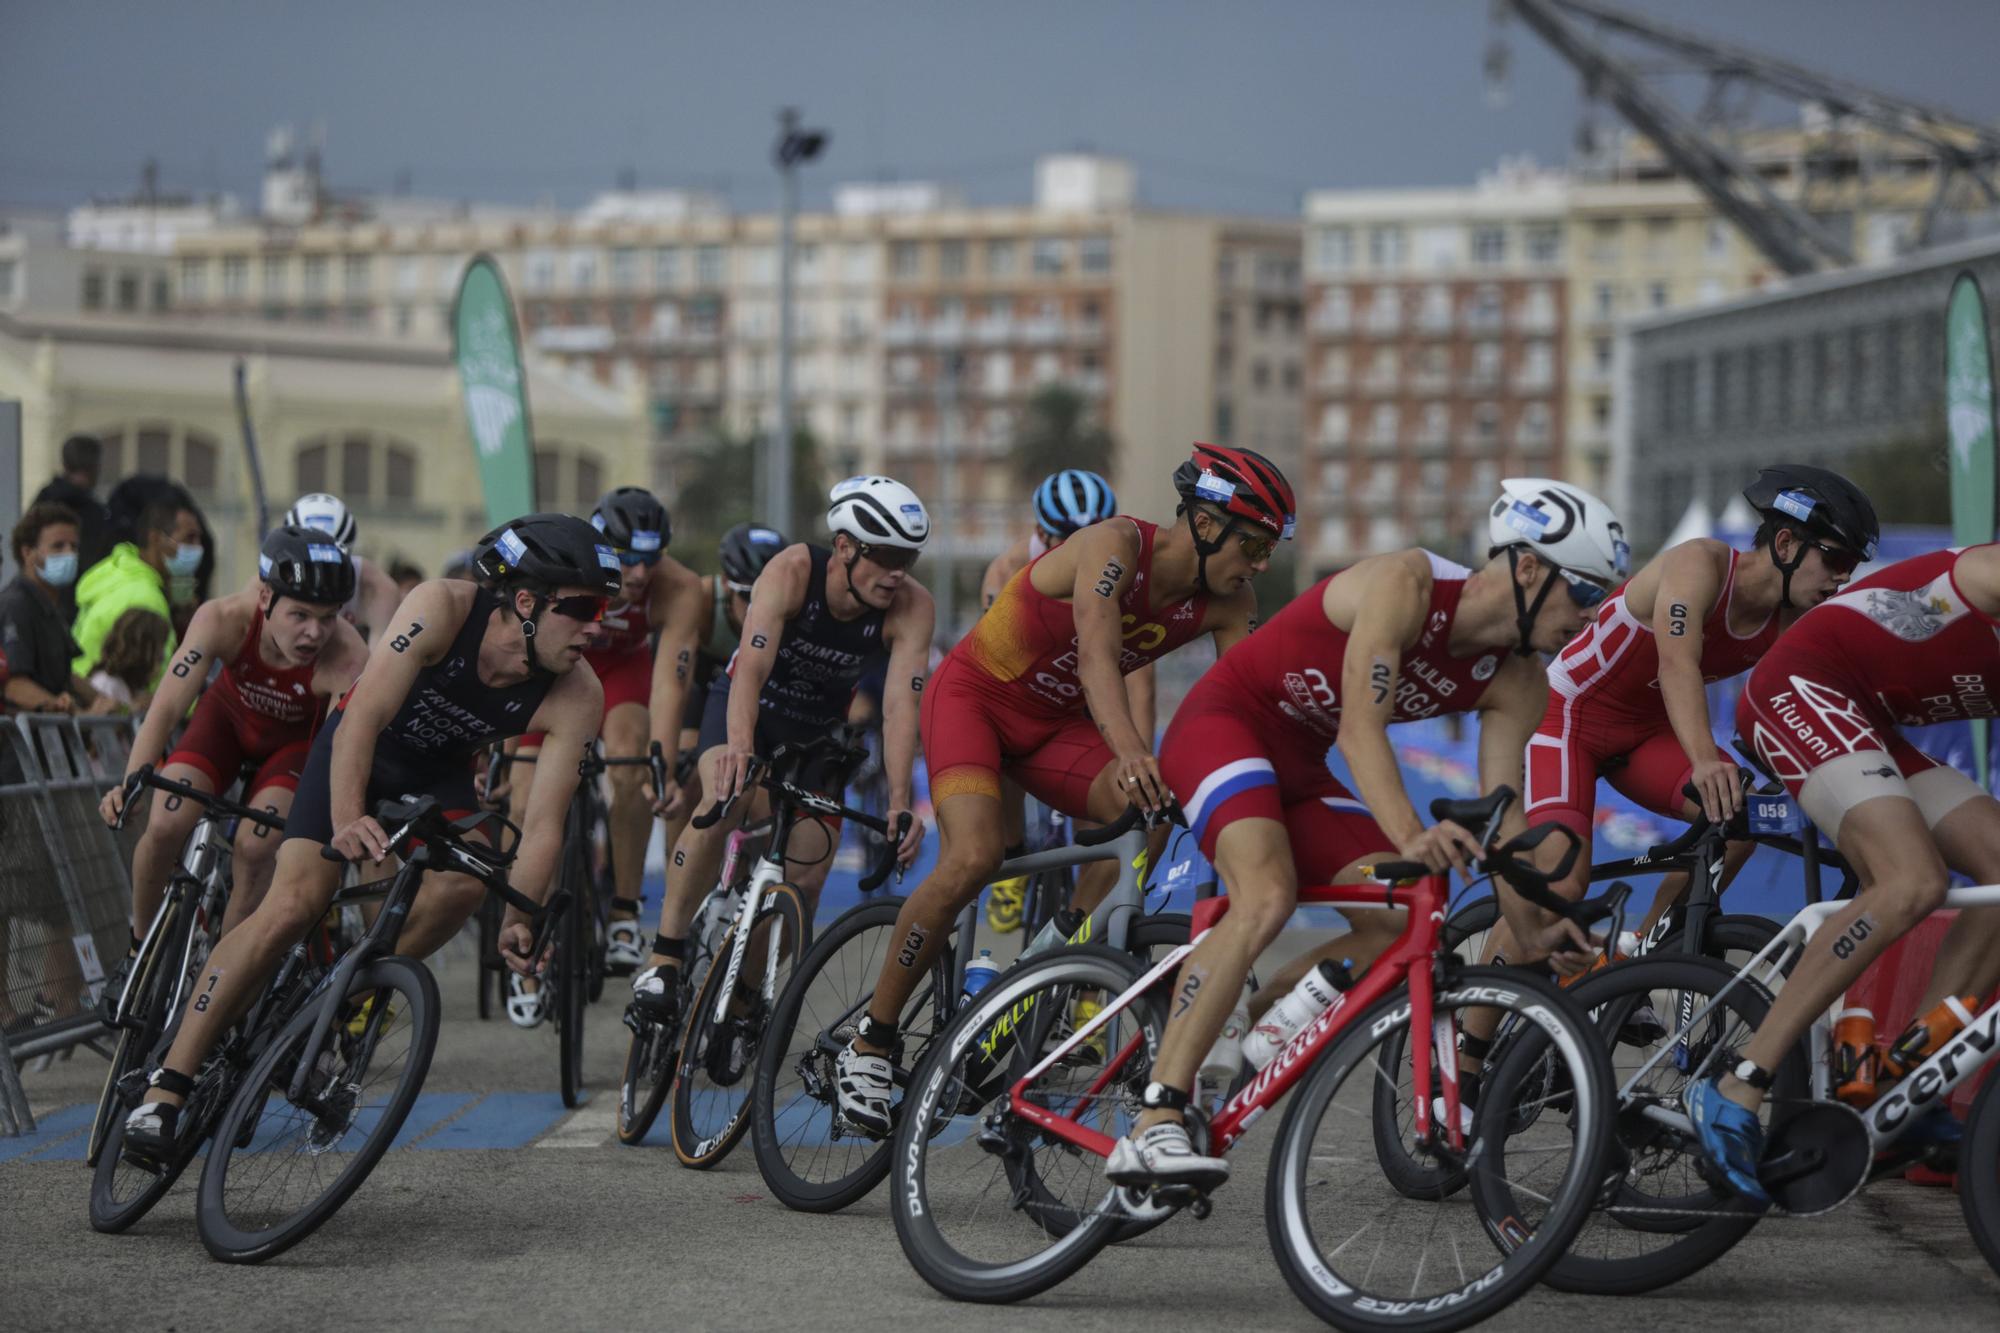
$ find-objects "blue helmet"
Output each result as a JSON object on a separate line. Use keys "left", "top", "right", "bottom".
{"left": 1032, "top": 469, "right": 1116, "bottom": 539}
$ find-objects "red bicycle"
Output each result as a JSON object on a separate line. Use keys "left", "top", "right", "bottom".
{"left": 889, "top": 788, "right": 1620, "bottom": 1332}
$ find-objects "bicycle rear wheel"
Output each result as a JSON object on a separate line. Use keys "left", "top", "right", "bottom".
{"left": 670, "top": 883, "right": 808, "bottom": 1168}
{"left": 892, "top": 945, "right": 1160, "bottom": 1305}
{"left": 195, "top": 956, "right": 439, "bottom": 1264}
{"left": 750, "top": 896, "right": 953, "bottom": 1210}
{"left": 1960, "top": 1055, "right": 2000, "bottom": 1279}
{"left": 90, "top": 1047, "right": 236, "bottom": 1234}
{"left": 1268, "top": 967, "right": 1613, "bottom": 1332}
{"left": 555, "top": 873, "right": 587, "bottom": 1108}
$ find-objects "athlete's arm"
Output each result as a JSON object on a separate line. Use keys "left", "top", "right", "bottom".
{"left": 1652, "top": 541, "right": 1737, "bottom": 823}
{"left": 715, "top": 545, "right": 808, "bottom": 805}
{"left": 498, "top": 666, "right": 605, "bottom": 972}
{"left": 99, "top": 596, "right": 239, "bottom": 823}
{"left": 356, "top": 558, "right": 402, "bottom": 644}
{"left": 1954, "top": 545, "right": 2000, "bottom": 614}
{"left": 1125, "top": 662, "right": 1157, "bottom": 752}
{"left": 329, "top": 581, "right": 460, "bottom": 861}
{"left": 1333, "top": 558, "right": 1481, "bottom": 874}
{"left": 980, "top": 535, "right": 1032, "bottom": 610}
{"left": 879, "top": 580, "right": 937, "bottom": 867}
{"left": 1473, "top": 656, "right": 1592, "bottom": 965}
{"left": 642, "top": 560, "right": 707, "bottom": 816}
{"left": 1066, "top": 520, "right": 1166, "bottom": 811}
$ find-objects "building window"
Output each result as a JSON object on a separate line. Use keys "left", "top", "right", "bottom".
{"left": 1705, "top": 219, "right": 1730, "bottom": 259}
{"left": 1214, "top": 399, "right": 1233, "bottom": 444}
{"left": 1465, "top": 284, "right": 1504, "bottom": 332}
{"left": 1252, "top": 359, "right": 1270, "bottom": 389}
{"left": 1589, "top": 219, "right": 1622, "bottom": 262}
{"left": 342, "top": 254, "right": 371, "bottom": 297}
{"left": 695, "top": 245, "right": 724, "bottom": 287}
{"left": 1525, "top": 224, "right": 1562, "bottom": 264}
{"left": 1472, "top": 402, "right": 1501, "bottom": 446}
{"left": 263, "top": 255, "right": 287, "bottom": 297}
{"left": 1319, "top": 403, "right": 1349, "bottom": 444}
{"left": 1592, "top": 336, "right": 1613, "bottom": 377}
{"left": 986, "top": 239, "right": 1018, "bottom": 277}
{"left": 743, "top": 246, "right": 776, "bottom": 285}
{"left": 841, "top": 243, "right": 875, "bottom": 283}
{"left": 1033, "top": 237, "right": 1067, "bottom": 275}
{"left": 611, "top": 248, "right": 638, "bottom": 290}
{"left": 152, "top": 276, "right": 170, "bottom": 310}
{"left": 1519, "top": 401, "right": 1552, "bottom": 444}
{"left": 295, "top": 431, "right": 423, "bottom": 506}
{"left": 222, "top": 256, "right": 248, "bottom": 299}
{"left": 525, "top": 251, "right": 555, "bottom": 292}
{"left": 569, "top": 249, "right": 598, "bottom": 289}
{"left": 1471, "top": 341, "right": 1502, "bottom": 384}
{"left": 1369, "top": 403, "right": 1399, "bottom": 446}
{"left": 1419, "top": 284, "right": 1452, "bottom": 330}
{"left": 653, "top": 246, "right": 680, "bottom": 287}
{"left": 1078, "top": 235, "right": 1111, "bottom": 274}
{"left": 1471, "top": 225, "right": 1507, "bottom": 266}
{"left": 1282, "top": 362, "right": 1300, "bottom": 391}
{"left": 890, "top": 241, "right": 921, "bottom": 280}
{"left": 1520, "top": 340, "right": 1554, "bottom": 387}
{"left": 1367, "top": 225, "right": 1407, "bottom": 270}
{"left": 1593, "top": 283, "right": 1618, "bottom": 319}
{"left": 178, "top": 258, "right": 207, "bottom": 301}
{"left": 1648, "top": 281, "right": 1670, "bottom": 310}
{"left": 1313, "top": 225, "right": 1354, "bottom": 274}
{"left": 938, "top": 240, "right": 968, "bottom": 280}
{"left": 396, "top": 256, "right": 422, "bottom": 293}
{"left": 301, "top": 255, "right": 327, "bottom": 299}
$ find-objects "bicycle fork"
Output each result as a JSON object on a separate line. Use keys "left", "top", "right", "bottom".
{"left": 711, "top": 858, "right": 786, "bottom": 1026}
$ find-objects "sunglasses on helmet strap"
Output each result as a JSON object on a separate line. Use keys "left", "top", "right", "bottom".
{"left": 547, "top": 594, "right": 610, "bottom": 623}
{"left": 858, "top": 543, "right": 919, "bottom": 572}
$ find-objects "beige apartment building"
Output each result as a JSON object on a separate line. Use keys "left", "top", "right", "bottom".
{"left": 166, "top": 156, "right": 1302, "bottom": 574}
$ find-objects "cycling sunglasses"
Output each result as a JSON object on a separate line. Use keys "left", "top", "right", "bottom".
{"left": 617, "top": 550, "right": 662, "bottom": 568}
{"left": 547, "top": 593, "right": 610, "bottom": 623}
{"left": 1556, "top": 568, "right": 1611, "bottom": 609}
{"left": 859, "top": 543, "right": 920, "bottom": 573}
{"left": 1810, "top": 541, "right": 1865, "bottom": 577}
{"left": 1234, "top": 529, "right": 1278, "bottom": 564}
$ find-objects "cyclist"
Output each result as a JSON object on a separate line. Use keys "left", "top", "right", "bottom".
{"left": 284, "top": 492, "right": 404, "bottom": 642}
{"left": 1115, "top": 479, "right": 1628, "bottom": 1189}
{"left": 97, "top": 526, "right": 370, "bottom": 1015}
{"left": 979, "top": 470, "right": 1156, "bottom": 934}
{"left": 121, "top": 513, "right": 617, "bottom": 1161}
{"left": 834, "top": 443, "right": 1287, "bottom": 1138}
{"left": 626, "top": 478, "right": 933, "bottom": 1031}
{"left": 1689, "top": 540, "right": 2000, "bottom": 1203}
{"left": 1508, "top": 464, "right": 1878, "bottom": 953}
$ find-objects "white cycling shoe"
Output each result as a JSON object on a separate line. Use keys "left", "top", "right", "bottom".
{"left": 506, "top": 973, "right": 547, "bottom": 1029}
{"left": 1105, "top": 1122, "right": 1230, "bottom": 1193}
{"left": 605, "top": 918, "right": 645, "bottom": 974}
{"left": 834, "top": 1040, "right": 895, "bottom": 1139}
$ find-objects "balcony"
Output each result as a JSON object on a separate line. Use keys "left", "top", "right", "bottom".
{"left": 1364, "top": 432, "right": 1399, "bottom": 457}
{"left": 1415, "top": 307, "right": 1454, "bottom": 335}
{"left": 1022, "top": 319, "right": 1065, "bottom": 344}
{"left": 884, "top": 323, "right": 924, "bottom": 346}
{"left": 1513, "top": 371, "right": 1555, "bottom": 394}
{"left": 1317, "top": 428, "right": 1351, "bottom": 449}
{"left": 1513, "top": 306, "right": 1558, "bottom": 335}
{"left": 1462, "top": 369, "right": 1502, "bottom": 392}
{"left": 974, "top": 319, "right": 1014, "bottom": 343}
{"left": 1360, "top": 371, "right": 1400, "bottom": 396}
{"left": 1312, "top": 308, "right": 1353, "bottom": 335}
{"left": 1411, "top": 371, "right": 1451, "bottom": 396}
{"left": 1316, "top": 370, "right": 1351, "bottom": 393}
{"left": 1363, "top": 310, "right": 1403, "bottom": 338}
{"left": 928, "top": 319, "right": 968, "bottom": 345}
{"left": 1071, "top": 320, "right": 1106, "bottom": 343}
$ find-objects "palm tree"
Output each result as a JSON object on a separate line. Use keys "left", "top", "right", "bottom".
{"left": 1010, "top": 384, "right": 1115, "bottom": 486}
{"left": 666, "top": 425, "right": 827, "bottom": 570}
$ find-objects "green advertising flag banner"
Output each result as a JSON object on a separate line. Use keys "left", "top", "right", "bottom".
{"left": 452, "top": 255, "right": 537, "bottom": 526}
{"left": 1945, "top": 270, "right": 1997, "bottom": 785}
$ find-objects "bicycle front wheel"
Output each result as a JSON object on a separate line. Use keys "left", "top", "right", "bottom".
{"left": 196, "top": 956, "right": 439, "bottom": 1264}
{"left": 1267, "top": 967, "right": 1613, "bottom": 1333}
{"left": 556, "top": 885, "right": 587, "bottom": 1109}
{"left": 892, "top": 945, "right": 1161, "bottom": 1306}
{"left": 670, "top": 883, "right": 809, "bottom": 1168}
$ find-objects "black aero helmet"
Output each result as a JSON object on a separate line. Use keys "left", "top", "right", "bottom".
{"left": 1743, "top": 464, "right": 1879, "bottom": 559}
{"left": 259, "top": 524, "right": 357, "bottom": 607}
{"left": 719, "top": 522, "right": 788, "bottom": 588}
{"left": 474, "top": 512, "right": 622, "bottom": 597}
{"left": 591, "top": 486, "right": 670, "bottom": 557}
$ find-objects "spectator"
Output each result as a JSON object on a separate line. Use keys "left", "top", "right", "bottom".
{"left": 86, "top": 607, "right": 172, "bottom": 712}
{"left": 1, "top": 503, "right": 109, "bottom": 715}
{"left": 388, "top": 558, "right": 425, "bottom": 600}
{"left": 72, "top": 495, "right": 200, "bottom": 690}
{"left": 31, "top": 434, "right": 113, "bottom": 573}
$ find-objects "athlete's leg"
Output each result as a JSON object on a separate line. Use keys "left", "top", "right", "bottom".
{"left": 125, "top": 763, "right": 216, "bottom": 934}
{"left": 223, "top": 783, "right": 297, "bottom": 933}
{"left": 1910, "top": 776, "right": 2000, "bottom": 1008}
{"left": 600, "top": 698, "right": 654, "bottom": 939}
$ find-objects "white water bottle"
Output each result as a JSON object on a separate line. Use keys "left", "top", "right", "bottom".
{"left": 962, "top": 949, "right": 1002, "bottom": 999}
{"left": 1200, "top": 990, "right": 1253, "bottom": 1084}
{"left": 1241, "top": 960, "right": 1354, "bottom": 1070}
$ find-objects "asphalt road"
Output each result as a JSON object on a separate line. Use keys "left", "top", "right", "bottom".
{"left": 5, "top": 931, "right": 1998, "bottom": 1333}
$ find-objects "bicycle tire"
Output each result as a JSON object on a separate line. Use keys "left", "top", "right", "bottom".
{"left": 1520, "top": 953, "right": 1805, "bottom": 1295}
{"left": 195, "top": 956, "right": 439, "bottom": 1264}
{"left": 1268, "top": 966, "right": 1614, "bottom": 1333}
{"left": 750, "top": 896, "right": 947, "bottom": 1212}
{"left": 90, "top": 1051, "right": 238, "bottom": 1235}
{"left": 670, "top": 882, "right": 809, "bottom": 1168}
{"left": 474, "top": 893, "right": 498, "bottom": 1021}
{"left": 86, "top": 900, "right": 182, "bottom": 1168}
{"left": 1958, "top": 1053, "right": 2000, "bottom": 1279}
{"left": 1652, "top": 914, "right": 1782, "bottom": 970}
{"left": 555, "top": 840, "right": 589, "bottom": 1109}
{"left": 615, "top": 998, "right": 683, "bottom": 1147}
{"left": 892, "top": 945, "right": 1158, "bottom": 1305}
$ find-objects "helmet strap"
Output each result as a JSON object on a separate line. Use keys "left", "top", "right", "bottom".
{"left": 1187, "top": 508, "right": 1231, "bottom": 596}
{"left": 1769, "top": 527, "right": 1808, "bottom": 609}
{"left": 1507, "top": 547, "right": 1559, "bottom": 658}
{"left": 509, "top": 588, "right": 557, "bottom": 678}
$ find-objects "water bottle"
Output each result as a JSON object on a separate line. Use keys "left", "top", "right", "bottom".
{"left": 1242, "top": 959, "right": 1355, "bottom": 1070}
{"left": 1831, "top": 1006, "right": 1880, "bottom": 1108}
{"left": 1200, "top": 990, "right": 1253, "bottom": 1084}
{"left": 1881, "top": 994, "right": 1982, "bottom": 1080}
{"left": 962, "top": 949, "right": 1002, "bottom": 999}
{"left": 1019, "top": 907, "right": 1086, "bottom": 963}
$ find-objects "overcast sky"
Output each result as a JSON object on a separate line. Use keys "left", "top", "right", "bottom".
{"left": 7, "top": 1, "right": 2000, "bottom": 218}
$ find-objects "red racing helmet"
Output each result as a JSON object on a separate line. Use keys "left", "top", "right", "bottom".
{"left": 1171, "top": 442, "right": 1296, "bottom": 541}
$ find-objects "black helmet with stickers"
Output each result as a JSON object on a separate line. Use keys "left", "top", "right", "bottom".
{"left": 259, "top": 524, "right": 357, "bottom": 607}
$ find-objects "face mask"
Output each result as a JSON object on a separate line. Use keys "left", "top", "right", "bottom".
{"left": 166, "top": 542, "right": 204, "bottom": 578}
{"left": 37, "top": 552, "right": 78, "bottom": 587}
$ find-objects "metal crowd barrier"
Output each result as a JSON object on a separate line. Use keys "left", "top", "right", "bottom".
{"left": 1, "top": 712, "right": 144, "bottom": 1134}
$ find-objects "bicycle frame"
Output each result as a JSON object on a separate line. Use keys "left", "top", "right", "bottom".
{"left": 1617, "top": 882, "right": 2000, "bottom": 1157}
{"left": 1005, "top": 872, "right": 1468, "bottom": 1161}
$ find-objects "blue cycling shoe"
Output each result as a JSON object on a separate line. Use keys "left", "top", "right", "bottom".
{"left": 1685, "top": 1076, "right": 1771, "bottom": 1206}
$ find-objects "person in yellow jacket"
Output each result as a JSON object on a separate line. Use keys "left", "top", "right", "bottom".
{"left": 71, "top": 496, "right": 204, "bottom": 689}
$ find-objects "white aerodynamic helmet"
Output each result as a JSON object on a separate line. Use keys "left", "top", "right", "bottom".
{"left": 1487, "top": 477, "right": 1629, "bottom": 587}
{"left": 287, "top": 492, "right": 357, "bottom": 551}
{"left": 826, "top": 475, "right": 930, "bottom": 551}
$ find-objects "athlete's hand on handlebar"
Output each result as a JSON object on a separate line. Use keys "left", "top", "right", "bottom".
{"left": 1687, "top": 757, "right": 1744, "bottom": 825}
{"left": 887, "top": 805, "right": 925, "bottom": 869}
{"left": 1398, "top": 820, "right": 1484, "bottom": 877}
{"left": 99, "top": 782, "right": 130, "bottom": 828}
{"left": 711, "top": 745, "right": 757, "bottom": 809}
{"left": 331, "top": 815, "right": 392, "bottom": 864}
{"left": 1112, "top": 749, "right": 1170, "bottom": 815}
{"left": 1523, "top": 917, "right": 1598, "bottom": 977}
{"left": 497, "top": 919, "right": 550, "bottom": 977}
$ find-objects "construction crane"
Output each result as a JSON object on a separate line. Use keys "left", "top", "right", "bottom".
{"left": 1496, "top": 0, "right": 2000, "bottom": 275}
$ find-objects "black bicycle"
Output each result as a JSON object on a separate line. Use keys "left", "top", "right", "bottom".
{"left": 88, "top": 767, "right": 286, "bottom": 1231}
{"left": 188, "top": 796, "right": 561, "bottom": 1263}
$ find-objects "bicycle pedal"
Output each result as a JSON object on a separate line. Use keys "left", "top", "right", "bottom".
{"left": 1147, "top": 1183, "right": 1213, "bottom": 1217}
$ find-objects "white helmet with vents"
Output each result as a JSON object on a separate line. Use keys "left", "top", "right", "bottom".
{"left": 286, "top": 492, "right": 357, "bottom": 551}
{"left": 1487, "top": 477, "right": 1628, "bottom": 586}
{"left": 827, "top": 476, "right": 930, "bottom": 551}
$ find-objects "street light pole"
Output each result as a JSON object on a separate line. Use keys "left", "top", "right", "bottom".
{"left": 771, "top": 107, "right": 827, "bottom": 536}
{"left": 935, "top": 350, "right": 963, "bottom": 642}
